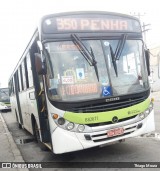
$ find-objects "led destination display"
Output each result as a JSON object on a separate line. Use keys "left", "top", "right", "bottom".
{"left": 42, "top": 13, "right": 141, "bottom": 33}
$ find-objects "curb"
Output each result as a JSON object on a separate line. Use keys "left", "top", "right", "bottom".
{"left": 0, "top": 113, "right": 29, "bottom": 171}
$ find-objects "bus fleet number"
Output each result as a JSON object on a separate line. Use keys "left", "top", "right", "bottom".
{"left": 85, "top": 116, "right": 98, "bottom": 122}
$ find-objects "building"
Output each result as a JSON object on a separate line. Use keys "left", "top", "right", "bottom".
{"left": 149, "top": 46, "right": 160, "bottom": 92}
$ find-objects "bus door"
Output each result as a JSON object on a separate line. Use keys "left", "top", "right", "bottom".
{"left": 14, "top": 72, "right": 23, "bottom": 127}
{"left": 31, "top": 44, "right": 50, "bottom": 143}
{"left": 35, "top": 71, "right": 50, "bottom": 143}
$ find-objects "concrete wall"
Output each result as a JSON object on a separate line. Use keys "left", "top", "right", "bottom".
{"left": 149, "top": 46, "right": 160, "bottom": 92}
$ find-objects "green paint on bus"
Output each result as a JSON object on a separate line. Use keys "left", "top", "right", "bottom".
{"left": 64, "top": 98, "right": 150, "bottom": 124}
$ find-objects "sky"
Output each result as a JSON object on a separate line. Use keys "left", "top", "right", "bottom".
{"left": 0, "top": 0, "right": 160, "bottom": 87}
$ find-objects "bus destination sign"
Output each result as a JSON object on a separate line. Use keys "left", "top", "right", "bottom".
{"left": 56, "top": 18, "right": 129, "bottom": 31}
{"left": 42, "top": 14, "right": 141, "bottom": 33}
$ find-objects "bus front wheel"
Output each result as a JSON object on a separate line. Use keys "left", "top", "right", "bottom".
{"left": 34, "top": 122, "right": 40, "bottom": 142}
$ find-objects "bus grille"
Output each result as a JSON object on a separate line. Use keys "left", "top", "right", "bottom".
{"left": 90, "top": 125, "right": 137, "bottom": 142}
{"left": 70, "top": 97, "right": 145, "bottom": 113}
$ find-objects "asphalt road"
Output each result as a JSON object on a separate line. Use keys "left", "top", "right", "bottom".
{"left": 1, "top": 98, "right": 160, "bottom": 171}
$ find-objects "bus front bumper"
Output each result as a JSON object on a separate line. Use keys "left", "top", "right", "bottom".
{"left": 51, "top": 110, "right": 155, "bottom": 154}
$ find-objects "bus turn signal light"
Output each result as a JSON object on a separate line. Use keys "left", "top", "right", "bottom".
{"left": 52, "top": 114, "right": 58, "bottom": 119}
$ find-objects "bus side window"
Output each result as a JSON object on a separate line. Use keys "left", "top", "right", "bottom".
{"left": 26, "top": 53, "right": 34, "bottom": 87}
{"left": 18, "top": 67, "right": 23, "bottom": 92}
{"left": 9, "top": 79, "right": 14, "bottom": 96}
{"left": 22, "top": 60, "right": 27, "bottom": 90}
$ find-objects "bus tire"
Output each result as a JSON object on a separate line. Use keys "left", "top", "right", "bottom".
{"left": 34, "top": 122, "right": 39, "bottom": 142}
{"left": 15, "top": 110, "right": 22, "bottom": 129}
{"left": 39, "top": 142, "right": 49, "bottom": 151}
{"left": 18, "top": 123, "right": 22, "bottom": 129}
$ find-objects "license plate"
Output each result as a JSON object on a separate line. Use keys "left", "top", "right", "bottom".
{"left": 107, "top": 128, "right": 124, "bottom": 137}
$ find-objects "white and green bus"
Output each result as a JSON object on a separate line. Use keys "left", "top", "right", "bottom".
{"left": 9, "top": 11, "right": 155, "bottom": 154}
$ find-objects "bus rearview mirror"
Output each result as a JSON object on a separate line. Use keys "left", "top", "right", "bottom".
{"left": 145, "top": 49, "right": 150, "bottom": 76}
{"left": 34, "top": 53, "right": 46, "bottom": 75}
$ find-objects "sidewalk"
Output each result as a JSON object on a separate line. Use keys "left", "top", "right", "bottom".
{"left": 0, "top": 113, "right": 29, "bottom": 171}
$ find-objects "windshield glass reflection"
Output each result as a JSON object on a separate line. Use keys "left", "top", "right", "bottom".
{"left": 44, "top": 39, "right": 149, "bottom": 101}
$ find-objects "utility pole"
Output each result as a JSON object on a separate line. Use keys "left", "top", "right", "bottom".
{"left": 130, "top": 12, "right": 145, "bottom": 21}
{"left": 142, "top": 22, "right": 151, "bottom": 44}
{"left": 129, "top": 12, "right": 151, "bottom": 46}
{"left": 129, "top": 12, "right": 145, "bottom": 23}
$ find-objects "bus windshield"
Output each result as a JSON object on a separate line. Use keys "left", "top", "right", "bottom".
{"left": 45, "top": 39, "right": 149, "bottom": 101}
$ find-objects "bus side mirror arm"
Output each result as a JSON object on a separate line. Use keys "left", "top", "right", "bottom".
{"left": 35, "top": 53, "right": 46, "bottom": 75}
{"left": 145, "top": 49, "right": 150, "bottom": 76}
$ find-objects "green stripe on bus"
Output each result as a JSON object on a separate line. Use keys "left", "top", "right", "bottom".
{"left": 5, "top": 103, "right": 11, "bottom": 107}
{"left": 64, "top": 98, "right": 150, "bottom": 124}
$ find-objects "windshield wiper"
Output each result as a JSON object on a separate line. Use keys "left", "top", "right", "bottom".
{"left": 114, "top": 34, "right": 127, "bottom": 60}
{"left": 71, "top": 34, "right": 99, "bottom": 81}
{"left": 90, "top": 47, "right": 99, "bottom": 81}
{"left": 109, "top": 45, "right": 118, "bottom": 77}
{"left": 108, "top": 34, "right": 127, "bottom": 77}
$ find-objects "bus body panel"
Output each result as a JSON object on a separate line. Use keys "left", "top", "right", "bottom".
{"left": 16, "top": 88, "right": 40, "bottom": 134}
{"left": 18, "top": 92, "right": 28, "bottom": 129}
{"left": 26, "top": 88, "right": 40, "bottom": 134}
{"left": 52, "top": 128, "right": 84, "bottom": 154}
{"left": 10, "top": 94, "right": 20, "bottom": 121}
{"left": 51, "top": 110, "right": 154, "bottom": 154}
{"left": 63, "top": 98, "right": 150, "bottom": 124}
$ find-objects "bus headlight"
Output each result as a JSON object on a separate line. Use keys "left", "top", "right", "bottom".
{"left": 57, "top": 117, "right": 65, "bottom": 125}
{"left": 138, "top": 102, "right": 153, "bottom": 120}
{"left": 77, "top": 124, "right": 85, "bottom": 132}
{"left": 139, "top": 113, "right": 145, "bottom": 120}
{"left": 66, "top": 122, "right": 74, "bottom": 130}
{"left": 149, "top": 102, "right": 153, "bottom": 109}
{"left": 144, "top": 109, "right": 150, "bottom": 116}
